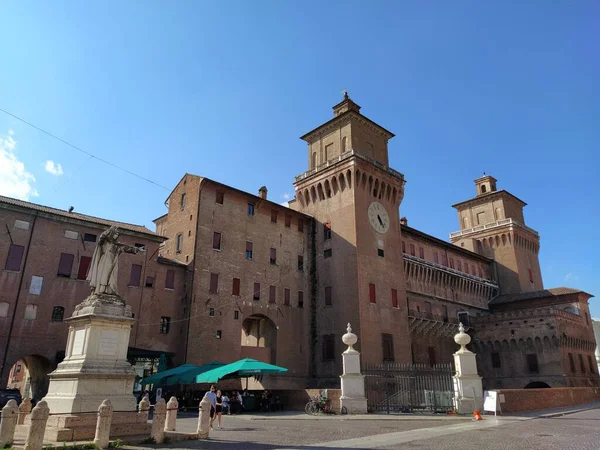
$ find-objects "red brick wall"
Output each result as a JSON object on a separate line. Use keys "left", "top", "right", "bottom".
{"left": 497, "top": 387, "right": 600, "bottom": 413}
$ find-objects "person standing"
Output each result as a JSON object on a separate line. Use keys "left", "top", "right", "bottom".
{"left": 215, "top": 390, "right": 224, "bottom": 429}
{"left": 205, "top": 385, "right": 217, "bottom": 430}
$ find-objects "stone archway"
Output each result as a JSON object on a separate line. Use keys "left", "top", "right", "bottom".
{"left": 241, "top": 314, "right": 278, "bottom": 364}
{"left": 6, "top": 355, "right": 53, "bottom": 400}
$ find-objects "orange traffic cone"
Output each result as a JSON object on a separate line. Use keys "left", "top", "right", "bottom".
{"left": 473, "top": 410, "right": 483, "bottom": 421}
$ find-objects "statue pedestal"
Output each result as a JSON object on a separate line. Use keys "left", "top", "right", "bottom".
{"left": 452, "top": 325, "right": 483, "bottom": 415}
{"left": 41, "top": 295, "right": 149, "bottom": 440}
{"left": 339, "top": 325, "right": 368, "bottom": 414}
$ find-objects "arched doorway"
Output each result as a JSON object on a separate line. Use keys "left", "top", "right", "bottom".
{"left": 524, "top": 381, "right": 551, "bottom": 389}
{"left": 6, "top": 355, "right": 53, "bottom": 400}
{"left": 241, "top": 315, "right": 277, "bottom": 364}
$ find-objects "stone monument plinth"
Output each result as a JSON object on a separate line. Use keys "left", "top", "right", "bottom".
{"left": 452, "top": 323, "right": 483, "bottom": 414}
{"left": 339, "top": 323, "right": 368, "bottom": 414}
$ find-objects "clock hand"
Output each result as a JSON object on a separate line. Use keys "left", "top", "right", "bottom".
{"left": 377, "top": 215, "right": 384, "bottom": 227}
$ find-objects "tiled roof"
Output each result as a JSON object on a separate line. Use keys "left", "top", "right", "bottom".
{"left": 490, "top": 287, "right": 590, "bottom": 306}
{"left": 0, "top": 195, "right": 159, "bottom": 238}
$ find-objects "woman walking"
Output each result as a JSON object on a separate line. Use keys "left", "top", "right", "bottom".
{"left": 215, "top": 390, "right": 224, "bottom": 429}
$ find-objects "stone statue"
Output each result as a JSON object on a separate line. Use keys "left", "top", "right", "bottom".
{"left": 87, "top": 226, "right": 143, "bottom": 297}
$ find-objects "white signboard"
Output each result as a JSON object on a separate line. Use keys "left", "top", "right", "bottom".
{"left": 29, "top": 276, "right": 43, "bottom": 295}
{"left": 72, "top": 329, "right": 86, "bottom": 355}
{"left": 483, "top": 390, "right": 501, "bottom": 415}
{"left": 98, "top": 330, "right": 119, "bottom": 356}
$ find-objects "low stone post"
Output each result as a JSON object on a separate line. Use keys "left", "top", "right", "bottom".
{"left": 139, "top": 396, "right": 150, "bottom": 420}
{"left": 453, "top": 323, "right": 483, "bottom": 414}
{"left": 18, "top": 398, "right": 32, "bottom": 425}
{"left": 24, "top": 400, "right": 50, "bottom": 450}
{"left": 165, "top": 396, "right": 178, "bottom": 432}
{"left": 0, "top": 399, "right": 19, "bottom": 447}
{"left": 93, "top": 399, "right": 113, "bottom": 449}
{"left": 339, "top": 323, "right": 368, "bottom": 414}
{"left": 196, "top": 395, "right": 211, "bottom": 439}
{"left": 150, "top": 398, "right": 166, "bottom": 444}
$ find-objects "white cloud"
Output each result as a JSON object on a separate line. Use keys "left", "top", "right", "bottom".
{"left": 282, "top": 193, "right": 290, "bottom": 200}
{"left": 44, "top": 160, "right": 64, "bottom": 176}
{"left": 565, "top": 272, "right": 572, "bottom": 282}
{"left": 0, "top": 130, "right": 38, "bottom": 200}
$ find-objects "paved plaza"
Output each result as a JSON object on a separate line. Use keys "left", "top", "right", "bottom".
{"left": 124, "top": 405, "right": 600, "bottom": 450}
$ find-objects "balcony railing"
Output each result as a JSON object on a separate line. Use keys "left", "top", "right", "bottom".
{"left": 450, "top": 218, "right": 539, "bottom": 239}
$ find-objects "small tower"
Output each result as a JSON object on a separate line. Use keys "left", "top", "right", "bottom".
{"left": 450, "top": 175, "right": 542, "bottom": 294}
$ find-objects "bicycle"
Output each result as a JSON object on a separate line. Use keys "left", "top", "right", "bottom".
{"left": 304, "top": 396, "right": 348, "bottom": 415}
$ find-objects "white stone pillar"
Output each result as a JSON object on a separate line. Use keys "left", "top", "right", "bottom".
{"left": 453, "top": 323, "right": 483, "bottom": 414}
{"left": 24, "top": 400, "right": 50, "bottom": 450}
{"left": 339, "top": 323, "right": 368, "bottom": 414}
{"left": 150, "top": 398, "right": 166, "bottom": 444}
{"left": 18, "top": 398, "right": 32, "bottom": 425}
{"left": 165, "top": 396, "right": 178, "bottom": 432}
{"left": 0, "top": 399, "right": 19, "bottom": 447}
{"left": 196, "top": 395, "right": 211, "bottom": 439}
{"left": 93, "top": 399, "right": 113, "bottom": 449}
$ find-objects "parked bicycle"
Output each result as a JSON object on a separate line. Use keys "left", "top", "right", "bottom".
{"left": 304, "top": 395, "right": 348, "bottom": 415}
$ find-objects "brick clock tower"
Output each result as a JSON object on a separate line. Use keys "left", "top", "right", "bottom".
{"left": 290, "top": 94, "right": 410, "bottom": 382}
{"left": 450, "top": 175, "right": 543, "bottom": 294}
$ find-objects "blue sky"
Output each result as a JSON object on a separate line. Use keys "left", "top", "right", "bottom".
{"left": 1, "top": 2, "right": 598, "bottom": 313}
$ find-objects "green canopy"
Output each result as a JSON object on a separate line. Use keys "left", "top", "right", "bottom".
{"left": 195, "top": 358, "right": 288, "bottom": 383}
{"left": 141, "top": 361, "right": 224, "bottom": 386}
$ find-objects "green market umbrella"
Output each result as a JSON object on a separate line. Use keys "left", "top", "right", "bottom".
{"left": 141, "top": 361, "right": 224, "bottom": 386}
{"left": 195, "top": 358, "right": 288, "bottom": 384}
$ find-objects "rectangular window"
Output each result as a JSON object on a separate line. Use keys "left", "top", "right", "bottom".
{"left": 382, "top": 333, "right": 394, "bottom": 362}
{"left": 298, "top": 291, "right": 304, "bottom": 308}
{"left": 216, "top": 330, "right": 222, "bottom": 339}
{"left": 298, "top": 219, "right": 304, "bottom": 233}
{"left": 209, "top": 273, "right": 219, "bottom": 294}
{"left": 234, "top": 310, "right": 239, "bottom": 320}
{"left": 378, "top": 248, "right": 384, "bottom": 257}
{"left": 324, "top": 222, "right": 332, "bottom": 240}
{"left": 270, "top": 248, "right": 277, "bottom": 265}
{"left": 209, "top": 308, "right": 215, "bottom": 317}
{"left": 176, "top": 234, "right": 183, "bottom": 253}
{"left": 160, "top": 317, "right": 171, "bottom": 334}
{"left": 478, "top": 267, "right": 483, "bottom": 278}
{"left": 419, "top": 247, "right": 424, "bottom": 259}
{"left": 83, "top": 233, "right": 97, "bottom": 243}
{"left": 325, "top": 286, "right": 332, "bottom": 306}
{"left": 457, "top": 261, "right": 462, "bottom": 272}
{"left": 129, "top": 264, "right": 142, "bottom": 287}
{"left": 285, "top": 214, "right": 292, "bottom": 228}
{"left": 269, "top": 285, "right": 276, "bottom": 304}
{"left": 271, "top": 209, "right": 278, "bottom": 223}
{"left": 253, "top": 282, "right": 260, "bottom": 300}
{"left": 145, "top": 276, "right": 154, "bottom": 287}
{"left": 248, "top": 203, "right": 255, "bottom": 216}
{"left": 391, "top": 289, "right": 398, "bottom": 308}
{"left": 322, "top": 334, "right": 335, "bottom": 361}
{"left": 477, "top": 211, "right": 485, "bottom": 225}
{"left": 402, "top": 241, "right": 406, "bottom": 253}
{"left": 181, "top": 193, "right": 186, "bottom": 209}
{"left": 465, "top": 263, "right": 469, "bottom": 273}
{"left": 527, "top": 354, "right": 539, "bottom": 373}
{"left": 449, "top": 258, "right": 454, "bottom": 269}
{"left": 428, "top": 346, "right": 436, "bottom": 366}
{"left": 14, "top": 220, "right": 30, "bottom": 230}
{"left": 297, "top": 255, "right": 304, "bottom": 271}
{"left": 165, "top": 270, "right": 175, "bottom": 289}
{"left": 442, "top": 305, "right": 448, "bottom": 322}
{"left": 57, "top": 253, "right": 74, "bottom": 277}
{"left": 324, "top": 249, "right": 332, "bottom": 258}
{"left": 409, "top": 244, "right": 415, "bottom": 256}
{"left": 433, "top": 252, "right": 439, "bottom": 264}
{"left": 491, "top": 352, "right": 501, "bottom": 368}
{"left": 369, "top": 283, "right": 376, "bottom": 304}
{"left": 284, "top": 288, "right": 290, "bottom": 306}
{"left": 24, "top": 304, "right": 37, "bottom": 320}
{"left": 579, "top": 354, "right": 586, "bottom": 373}
{"left": 216, "top": 191, "right": 224, "bottom": 204}
{"left": 232, "top": 278, "right": 240, "bottom": 296}
{"left": 51, "top": 306, "right": 64, "bottom": 322}
{"left": 245, "top": 241, "right": 253, "bottom": 260}
{"left": 5, "top": 244, "right": 25, "bottom": 271}
{"left": 76, "top": 256, "right": 92, "bottom": 280}
{"left": 441, "top": 254, "right": 447, "bottom": 266}
{"left": 458, "top": 311, "right": 470, "bottom": 327}
{"left": 213, "top": 232, "right": 221, "bottom": 250}
{"left": 528, "top": 268, "right": 534, "bottom": 283}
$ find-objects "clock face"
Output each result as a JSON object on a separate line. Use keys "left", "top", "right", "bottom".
{"left": 368, "top": 202, "right": 390, "bottom": 234}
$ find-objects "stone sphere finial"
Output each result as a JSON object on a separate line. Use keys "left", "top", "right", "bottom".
{"left": 342, "top": 322, "right": 358, "bottom": 351}
{"left": 454, "top": 322, "right": 472, "bottom": 353}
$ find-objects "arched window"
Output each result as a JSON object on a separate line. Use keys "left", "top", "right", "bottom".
{"left": 341, "top": 136, "right": 347, "bottom": 153}
{"left": 481, "top": 185, "right": 487, "bottom": 193}
{"left": 51, "top": 306, "right": 65, "bottom": 322}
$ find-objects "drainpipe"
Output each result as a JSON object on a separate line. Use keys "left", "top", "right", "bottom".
{"left": 1, "top": 213, "right": 38, "bottom": 380}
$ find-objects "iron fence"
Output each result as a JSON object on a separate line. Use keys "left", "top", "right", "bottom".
{"left": 364, "top": 362, "right": 454, "bottom": 414}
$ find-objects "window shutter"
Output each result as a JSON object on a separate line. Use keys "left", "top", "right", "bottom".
{"left": 5, "top": 244, "right": 25, "bottom": 271}
{"left": 77, "top": 256, "right": 92, "bottom": 280}
{"left": 285, "top": 214, "right": 291, "bottom": 227}
{"left": 271, "top": 210, "right": 278, "bottom": 223}
{"left": 325, "top": 286, "right": 332, "bottom": 306}
{"left": 209, "top": 273, "right": 219, "bottom": 294}
{"left": 391, "top": 289, "right": 398, "bottom": 308}
{"left": 213, "top": 232, "right": 221, "bottom": 250}
{"left": 409, "top": 244, "right": 415, "bottom": 256}
{"left": 253, "top": 282, "right": 261, "bottom": 300}
{"left": 298, "top": 219, "right": 304, "bottom": 232}
{"left": 129, "top": 264, "right": 142, "bottom": 287}
{"left": 232, "top": 278, "right": 240, "bottom": 296}
{"left": 269, "top": 286, "right": 276, "bottom": 303}
{"left": 369, "top": 283, "right": 376, "bottom": 303}
{"left": 270, "top": 248, "right": 276, "bottom": 263}
{"left": 57, "top": 253, "right": 74, "bottom": 277}
{"left": 419, "top": 247, "right": 424, "bottom": 259}
{"left": 284, "top": 288, "right": 290, "bottom": 305}
{"left": 298, "top": 291, "right": 304, "bottom": 308}
{"left": 246, "top": 241, "right": 253, "bottom": 252}
{"left": 165, "top": 270, "right": 175, "bottom": 289}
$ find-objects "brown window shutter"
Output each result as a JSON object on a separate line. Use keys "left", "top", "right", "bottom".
{"left": 57, "top": 253, "right": 74, "bottom": 277}
{"left": 270, "top": 248, "right": 276, "bottom": 263}
{"left": 298, "top": 291, "right": 304, "bottom": 308}
{"left": 232, "top": 278, "right": 240, "bottom": 296}
{"left": 391, "top": 289, "right": 398, "bottom": 308}
{"left": 369, "top": 283, "right": 376, "bottom": 303}
{"left": 271, "top": 210, "right": 278, "bottom": 223}
{"left": 5, "top": 244, "right": 25, "bottom": 271}
{"left": 325, "top": 286, "right": 332, "bottom": 306}
{"left": 284, "top": 288, "right": 290, "bottom": 305}
{"left": 165, "top": 270, "right": 175, "bottom": 289}
{"left": 253, "top": 282, "right": 260, "bottom": 300}
{"left": 77, "top": 256, "right": 92, "bottom": 280}
{"left": 209, "top": 273, "right": 219, "bottom": 294}
{"left": 269, "top": 286, "right": 276, "bottom": 303}
{"left": 129, "top": 264, "right": 142, "bottom": 287}
{"left": 246, "top": 241, "right": 253, "bottom": 252}
{"left": 213, "top": 232, "right": 221, "bottom": 250}
{"left": 285, "top": 214, "right": 291, "bottom": 227}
